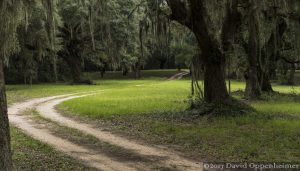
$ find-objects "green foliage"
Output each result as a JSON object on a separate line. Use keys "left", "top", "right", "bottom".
{"left": 0, "top": 0, "right": 24, "bottom": 59}
{"left": 2, "top": 0, "right": 300, "bottom": 86}
{"left": 280, "top": 21, "right": 300, "bottom": 62}
{"left": 171, "top": 24, "right": 198, "bottom": 68}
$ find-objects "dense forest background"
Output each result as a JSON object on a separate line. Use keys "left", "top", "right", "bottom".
{"left": 4, "top": 0, "right": 197, "bottom": 84}
{"left": 3, "top": 0, "right": 300, "bottom": 100}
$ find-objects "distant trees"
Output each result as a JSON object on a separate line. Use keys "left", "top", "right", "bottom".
{"left": 242, "top": 0, "right": 300, "bottom": 98}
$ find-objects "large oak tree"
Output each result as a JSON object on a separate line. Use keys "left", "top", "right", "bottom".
{"left": 167, "top": 0, "right": 241, "bottom": 103}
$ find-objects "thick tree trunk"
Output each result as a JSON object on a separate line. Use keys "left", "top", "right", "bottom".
{"left": 192, "top": 36, "right": 230, "bottom": 103}
{"left": 204, "top": 61, "right": 228, "bottom": 103}
{"left": 245, "top": 67, "right": 261, "bottom": 98}
{"left": 0, "top": 59, "right": 12, "bottom": 171}
{"left": 269, "top": 63, "right": 277, "bottom": 80}
{"left": 261, "top": 73, "right": 273, "bottom": 92}
{"left": 167, "top": 0, "right": 241, "bottom": 103}
{"left": 257, "top": 66, "right": 273, "bottom": 92}
{"left": 245, "top": 0, "right": 261, "bottom": 99}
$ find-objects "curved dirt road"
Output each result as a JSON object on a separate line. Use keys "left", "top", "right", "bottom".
{"left": 9, "top": 94, "right": 202, "bottom": 171}
{"left": 9, "top": 96, "right": 135, "bottom": 171}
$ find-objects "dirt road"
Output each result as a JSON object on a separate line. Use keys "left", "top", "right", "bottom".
{"left": 9, "top": 94, "right": 202, "bottom": 171}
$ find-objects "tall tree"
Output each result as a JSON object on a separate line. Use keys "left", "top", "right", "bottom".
{"left": 167, "top": 0, "right": 241, "bottom": 103}
{"left": 244, "top": 0, "right": 297, "bottom": 97}
{"left": 0, "top": 1, "right": 57, "bottom": 169}
{"left": 0, "top": 0, "right": 24, "bottom": 169}
{"left": 244, "top": 0, "right": 261, "bottom": 98}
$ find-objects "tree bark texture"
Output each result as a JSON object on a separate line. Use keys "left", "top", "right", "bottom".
{"left": 0, "top": 58, "right": 12, "bottom": 171}
{"left": 245, "top": 0, "right": 261, "bottom": 99}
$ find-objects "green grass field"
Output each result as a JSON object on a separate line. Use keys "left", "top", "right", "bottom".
{"left": 58, "top": 80, "right": 190, "bottom": 118}
{"left": 7, "top": 70, "right": 300, "bottom": 164}
{"left": 55, "top": 79, "right": 300, "bottom": 162}
{"left": 57, "top": 80, "right": 300, "bottom": 118}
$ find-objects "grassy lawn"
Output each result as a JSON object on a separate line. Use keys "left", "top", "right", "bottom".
{"left": 7, "top": 70, "right": 300, "bottom": 164}
{"left": 59, "top": 80, "right": 190, "bottom": 117}
{"left": 6, "top": 79, "right": 163, "bottom": 104}
{"left": 56, "top": 79, "right": 300, "bottom": 162}
{"left": 6, "top": 74, "right": 175, "bottom": 169}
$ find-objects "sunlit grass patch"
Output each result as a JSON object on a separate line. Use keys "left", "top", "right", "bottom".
{"left": 59, "top": 80, "right": 190, "bottom": 118}
{"left": 56, "top": 79, "right": 300, "bottom": 162}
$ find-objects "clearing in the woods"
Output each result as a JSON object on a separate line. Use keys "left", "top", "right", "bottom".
{"left": 8, "top": 71, "right": 300, "bottom": 170}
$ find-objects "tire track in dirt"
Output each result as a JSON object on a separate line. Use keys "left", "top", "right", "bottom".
{"left": 36, "top": 95, "right": 202, "bottom": 171}
{"left": 8, "top": 96, "right": 137, "bottom": 171}
{"left": 168, "top": 72, "right": 189, "bottom": 80}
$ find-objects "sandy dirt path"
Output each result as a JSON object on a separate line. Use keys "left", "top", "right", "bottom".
{"left": 36, "top": 95, "right": 202, "bottom": 171}
{"left": 9, "top": 94, "right": 202, "bottom": 170}
{"left": 8, "top": 96, "right": 137, "bottom": 171}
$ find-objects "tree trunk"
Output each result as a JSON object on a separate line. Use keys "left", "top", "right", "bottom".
{"left": 261, "top": 73, "right": 273, "bottom": 92}
{"left": 288, "top": 64, "right": 296, "bottom": 85}
{"left": 136, "top": 23, "right": 144, "bottom": 80}
{"left": 167, "top": 0, "right": 240, "bottom": 103}
{"left": 204, "top": 61, "right": 229, "bottom": 103}
{"left": 100, "top": 68, "right": 105, "bottom": 78}
{"left": 245, "top": 0, "right": 261, "bottom": 99}
{"left": 159, "top": 60, "right": 166, "bottom": 69}
{"left": 135, "top": 62, "right": 141, "bottom": 79}
{"left": 0, "top": 59, "right": 12, "bottom": 171}
{"left": 122, "top": 68, "right": 128, "bottom": 76}
{"left": 257, "top": 66, "right": 273, "bottom": 92}
{"left": 69, "top": 59, "right": 82, "bottom": 83}
{"left": 53, "top": 56, "right": 58, "bottom": 83}
{"left": 63, "top": 54, "right": 83, "bottom": 83}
